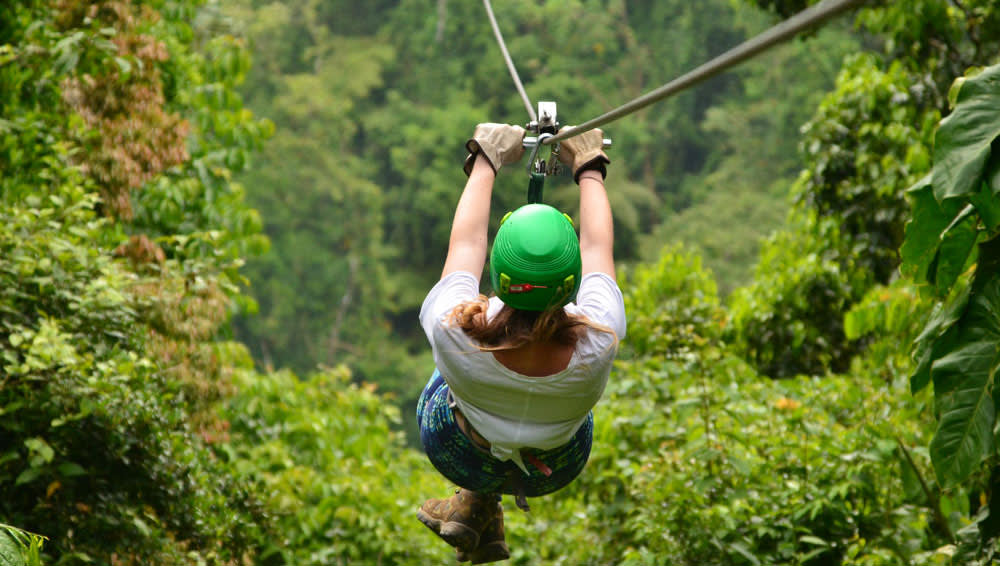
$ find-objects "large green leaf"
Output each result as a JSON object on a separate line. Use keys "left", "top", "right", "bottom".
{"left": 901, "top": 175, "right": 940, "bottom": 281}
{"left": 928, "top": 262, "right": 1000, "bottom": 488}
{"left": 929, "top": 339, "right": 996, "bottom": 488}
{"left": 901, "top": 175, "right": 965, "bottom": 284}
{"left": 0, "top": 528, "right": 25, "bottom": 566}
{"left": 911, "top": 283, "right": 969, "bottom": 393}
{"left": 932, "top": 63, "right": 1000, "bottom": 202}
{"left": 928, "top": 204, "right": 978, "bottom": 293}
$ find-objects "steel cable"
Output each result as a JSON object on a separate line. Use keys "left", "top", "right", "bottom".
{"left": 482, "top": 0, "right": 537, "bottom": 122}
{"left": 543, "top": 0, "right": 866, "bottom": 145}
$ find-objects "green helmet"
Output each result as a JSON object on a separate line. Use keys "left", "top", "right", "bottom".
{"left": 490, "top": 204, "right": 582, "bottom": 311}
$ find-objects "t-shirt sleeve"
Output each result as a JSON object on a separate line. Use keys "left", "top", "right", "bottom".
{"left": 573, "top": 272, "right": 627, "bottom": 340}
{"left": 419, "top": 271, "right": 481, "bottom": 345}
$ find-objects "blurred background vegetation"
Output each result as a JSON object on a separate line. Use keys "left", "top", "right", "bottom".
{"left": 2, "top": 0, "right": 1000, "bottom": 564}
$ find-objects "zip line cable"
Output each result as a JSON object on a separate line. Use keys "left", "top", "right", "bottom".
{"left": 482, "top": 0, "right": 537, "bottom": 123}
{"left": 541, "top": 0, "right": 866, "bottom": 145}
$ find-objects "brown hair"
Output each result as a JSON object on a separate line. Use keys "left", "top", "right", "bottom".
{"left": 447, "top": 295, "right": 615, "bottom": 352}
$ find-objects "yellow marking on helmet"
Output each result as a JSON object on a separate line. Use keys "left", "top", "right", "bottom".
{"left": 562, "top": 274, "right": 575, "bottom": 295}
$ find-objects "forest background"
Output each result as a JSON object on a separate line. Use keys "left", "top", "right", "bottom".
{"left": 2, "top": 0, "right": 1000, "bottom": 564}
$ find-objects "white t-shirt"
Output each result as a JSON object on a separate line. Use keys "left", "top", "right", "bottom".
{"left": 419, "top": 270, "right": 626, "bottom": 472}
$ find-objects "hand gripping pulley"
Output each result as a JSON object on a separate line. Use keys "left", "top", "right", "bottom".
{"left": 521, "top": 101, "right": 611, "bottom": 205}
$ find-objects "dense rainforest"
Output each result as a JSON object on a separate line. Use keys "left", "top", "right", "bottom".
{"left": 2, "top": 0, "right": 1000, "bottom": 564}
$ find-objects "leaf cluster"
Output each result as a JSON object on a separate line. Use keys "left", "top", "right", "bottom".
{"left": 489, "top": 244, "right": 944, "bottom": 565}
{"left": 0, "top": 185, "right": 265, "bottom": 565}
{"left": 224, "top": 0, "right": 838, "bottom": 390}
{"left": 619, "top": 245, "right": 724, "bottom": 360}
{"left": 0, "top": 0, "right": 273, "bottom": 563}
{"left": 727, "top": 215, "right": 870, "bottom": 378}
{"left": 216, "top": 362, "right": 452, "bottom": 564}
{"left": 796, "top": 54, "right": 938, "bottom": 284}
{"left": 897, "top": 61, "right": 1000, "bottom": 559}
{"left": 0, "top": 524, "right": 45, "bottom": 566}
{"left": 725, "top": 1, "right": 998, "bottom": 381}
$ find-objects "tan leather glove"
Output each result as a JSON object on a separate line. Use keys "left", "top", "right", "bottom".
{"left": 557, "top": 127, "right": 610, "bottom": 182}
{"left": 463, "top": 123, "right": 526, "bottom": 176}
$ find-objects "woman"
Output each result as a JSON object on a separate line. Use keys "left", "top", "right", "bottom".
{"left": 416, "top": 123, "right": 626, "bottom": 563}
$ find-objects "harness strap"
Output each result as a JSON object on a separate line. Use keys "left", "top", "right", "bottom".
{"left": 449, "top": 390, "right": 554, "bottom": 510}
{"left": 523, "top": 453, "right": 553, "bottom": 477}
{"left": 507, "top": 470, "right": 531, "bottom": 512}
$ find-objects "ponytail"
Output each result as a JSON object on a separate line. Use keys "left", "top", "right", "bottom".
{"left": 447, "top": 295, "right": 614, "bottom": 351}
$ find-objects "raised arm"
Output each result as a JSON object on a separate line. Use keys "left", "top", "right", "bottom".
{"left": 441, "top": 154, "right": 495, "bottom": 278}
{"left": 441, "top": 123, "right": 526, "bottom": 279}
{"left": 578, "top": 170, "right": 615, "bottom": 279}
{"left": 558, "top": 127, "right": 615, "bottom": 279}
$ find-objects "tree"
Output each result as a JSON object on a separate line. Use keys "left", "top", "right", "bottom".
{"left": 902, "top": 62, "right": 1000, "bottom": 562}
{"left": 643, "top": 21, "right": 859, "bottom": 292}
{"left": 230, "top": 0, "right": 824, "bottom": 393}
{"left": 728, "top": 0, "right": 1000, "bottom": 378}
{"left": 0, "top": 0, "right": 272, "bottom": 562}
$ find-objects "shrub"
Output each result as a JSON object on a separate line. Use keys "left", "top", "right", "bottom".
{"left": 218, "top": 362, "right": 454, "bottom": 565}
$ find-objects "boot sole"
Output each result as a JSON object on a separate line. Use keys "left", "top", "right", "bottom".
{"left": 457, "top": 542, "right": 511, "bottom": 564}
{"left": 416, "top": 509, "right": 480, "bottom": 551}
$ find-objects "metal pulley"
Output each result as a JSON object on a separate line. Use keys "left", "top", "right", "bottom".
{"left": 520, "top": 100, "right": 613, "bottom": 204}
{"left": 524, "top": 134, "right": 550, "bottom": 204}
{"left": 528, "top": 101, "right": 558, "bottom": 135}
{"left": 521, "top": 101, "right": 558, "bottom": 203}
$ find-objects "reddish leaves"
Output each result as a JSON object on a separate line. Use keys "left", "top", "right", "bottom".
{"left": 57, "top": 0, "right": 189, "bottom": 219}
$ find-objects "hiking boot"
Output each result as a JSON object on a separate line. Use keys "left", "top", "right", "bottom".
{"left": 417, "top": 489, "right": 497, "bottom": 551}
{"left": 456, "top": 503, "right": 510, "bottom": 564}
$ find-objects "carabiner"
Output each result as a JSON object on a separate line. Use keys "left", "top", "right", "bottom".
{"left": 524, "top": 132, "right": 553, "bottom": 176}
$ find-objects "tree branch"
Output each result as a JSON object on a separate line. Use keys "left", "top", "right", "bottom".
{"left": 896, "top": 437, "right": 954, "bottom": 543}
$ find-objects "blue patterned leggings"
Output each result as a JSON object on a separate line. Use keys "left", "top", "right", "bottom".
{"left": 416, "top": 370, "right": 593, "bottom": 497}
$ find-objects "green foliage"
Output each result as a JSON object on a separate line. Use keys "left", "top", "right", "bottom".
{"left": 602, "top": 367, "right": 934, "bottom": 565}
{"left": 931, "top": 68, "right": 1000, "bottom": 203}
{"left": 900, "top": 177, "right": 976, "bottom": 293}
{"left": 0, "top": 185, "right": 264, "bottom": 564}
{"left": 899, "top": 59, "right": 1000, "bottom": 292}
{"left": 227, "top": 0, "right": 413, "bottom": 386}
{"left": 0, "top": 0, "right": 273, "bottom": 563}
{"left": 0, "top": 524, "right": 44, "bottom": 566}
{"left": 903, "top": 63, "right": 1000, "bottom": 478}
{"left": 647, "top": 181, "right": 790, "bottom": 295}
{"left": 899, "top": 61, "right": 1000, "bottom": 562}
{"left": 4, "top": 0, "right": 1000, "bottom": 564}
{"left": 620, "top": 244, "right": 723, "bottom": 359}
{"left": 844, "top": 281, "right": 933, "bottom": 386}
{"left": 796, "top": 53, "right": 938, "bottom": 284}
{"left": 926, "top": 265, "right": 1000, "bottom": 487}
{"left": 856, "top": 0, "right": 1000, "bottom": 83}
{"left": 494, "top": 244, "right": 943, "bottom": 566}
{"left": 723, "top": 52, "right": 936, "bottom": 379}
{"left": 645, "top": 23, "right": 858, "bottom": 293}
{"left": 726, "top": 0, "right": 997, "bottom": 381}
{"left": 727, "top": 215, "right": 870, "bottom": 377}
{"left": 217, "top": 359, "right": 452, "bottom": 565}
{"left": 226, "top": 0, "right": 845, "bottom": 392}
{"left": 130, "top": 29, "right": 272, "bottom": 261}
